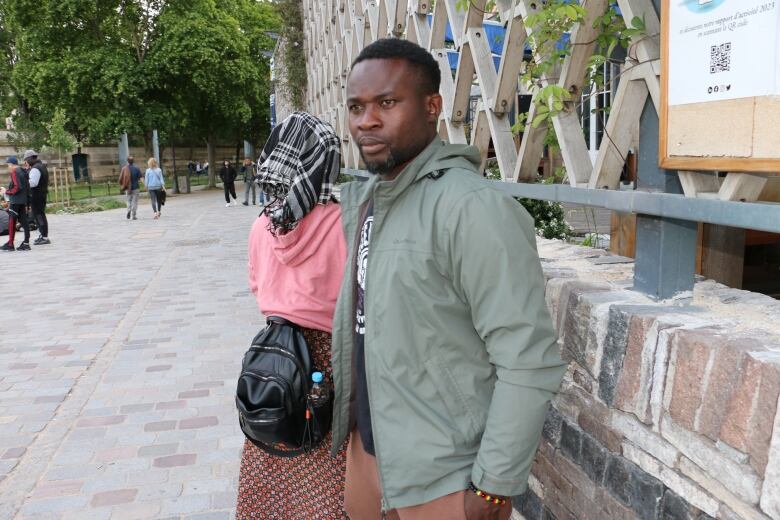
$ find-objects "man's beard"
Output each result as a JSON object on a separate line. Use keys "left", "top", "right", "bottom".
{"left": 361, "top": 141, "right": 428, "bottom": 176}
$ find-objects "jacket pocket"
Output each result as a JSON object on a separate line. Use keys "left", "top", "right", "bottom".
{"left": 424, "top": 355, "right": 481, "bottom": 440}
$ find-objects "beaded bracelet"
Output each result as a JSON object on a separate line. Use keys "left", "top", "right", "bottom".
{"left": 468, "top": 482, "right": 507, "bottom": 506}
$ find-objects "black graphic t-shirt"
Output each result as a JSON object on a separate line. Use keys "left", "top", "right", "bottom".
{"left": 355, "top": 202, "right": 375, "bottom": 455}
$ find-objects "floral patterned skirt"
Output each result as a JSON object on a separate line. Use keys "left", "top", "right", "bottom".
{"left": 235, "top": 328, "right": 347, "bottom": 519}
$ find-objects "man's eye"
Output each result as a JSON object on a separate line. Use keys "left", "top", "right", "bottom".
{"left": 380, "top": 99, "right": 396, "bottom": 108}
{"left": 348, "top": 105, "right": 363, "bottom": 113}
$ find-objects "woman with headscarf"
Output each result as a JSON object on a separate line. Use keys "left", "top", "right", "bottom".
{"left": 236, "top": 112, "right": 348, "bottom": 518}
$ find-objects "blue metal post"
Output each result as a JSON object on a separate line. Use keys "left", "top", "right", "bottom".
{"left": 632, "top": 88, "right": 697, "bottom": 299}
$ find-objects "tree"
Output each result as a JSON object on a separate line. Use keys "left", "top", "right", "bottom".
{"left": 2, "top": 0, "right": 279, "bottom": 186}
{"left": 45, "top": 107, "right": 77, "bottom": 168}
{"left": 146, "top": 0, "right": 279, "bottom": 187}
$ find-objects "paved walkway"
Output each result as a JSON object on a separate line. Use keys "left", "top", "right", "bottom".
{"left": 0, "top": 188, "right": 262, "bottom": 519}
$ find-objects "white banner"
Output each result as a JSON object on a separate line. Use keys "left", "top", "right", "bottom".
{"left": 668, "top": 0, "right": 780, "bottom": 106}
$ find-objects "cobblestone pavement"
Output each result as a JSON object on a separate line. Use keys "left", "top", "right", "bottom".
{"left": 0, "top": 189, "right": 263, "bottom": 519}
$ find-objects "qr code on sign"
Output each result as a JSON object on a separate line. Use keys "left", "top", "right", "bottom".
{"left": 710, "top": 42, "right": 731, "bottom": 74}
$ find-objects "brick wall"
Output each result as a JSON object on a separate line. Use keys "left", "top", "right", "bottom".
{"left": 517, "top": 239, "right": 780, "bottom": 520}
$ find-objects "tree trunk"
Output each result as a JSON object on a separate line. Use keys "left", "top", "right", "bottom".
{"left": 207, "top": 132, "right": 217, "bottom": 188}
{"left": 143, "top": 129, "right": 154, "bottom": 159}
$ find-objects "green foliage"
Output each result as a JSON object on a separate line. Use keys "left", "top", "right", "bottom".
{"left": 513, "top": 1, "right": 647, "bottom": 132}
{"left": 276, "top": 0, "right": 307, "bottom": 110}
{"left": 484, "top": 163, "right": 571, "bottom": 240}
{"left": 455, "top": 0, "right": 496, "bottom": 12}
{"left": 45, "top": 108, "right": 77, "bottom": 165}
{"left": 518, "top": 197, "right": 573, "bottom": 240}
{"left": 1, "top": 0, "right": 279, "bottom": 163}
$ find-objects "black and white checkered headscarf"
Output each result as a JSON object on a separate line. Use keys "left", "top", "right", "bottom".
{"left": 256, "top": 112, "right": 341, "bottom": 235}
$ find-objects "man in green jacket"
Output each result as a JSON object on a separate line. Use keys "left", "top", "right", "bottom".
{"left": 333, "top": 38, "right": 567, "bottom": 519}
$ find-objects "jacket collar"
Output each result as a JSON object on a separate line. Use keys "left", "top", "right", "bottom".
{"left": 351, "top": 138, "right": 444, "bottom": 207}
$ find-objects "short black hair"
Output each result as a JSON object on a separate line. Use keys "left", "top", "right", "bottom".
{"left": 352, "top": 38, "right": 441, "bottom": 94}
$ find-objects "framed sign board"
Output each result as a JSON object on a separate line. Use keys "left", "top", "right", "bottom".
{"left": 660, "top": 0, "right": 780, "bottom": 172}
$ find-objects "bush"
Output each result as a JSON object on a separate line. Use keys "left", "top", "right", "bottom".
{"left": 518, "top": 198, "right": 573, "bottom": 240}
{"left": 484, "top": 163, "right": 572, "bottom": 241}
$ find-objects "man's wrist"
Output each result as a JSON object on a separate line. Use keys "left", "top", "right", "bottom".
{"left": 467, "top": 481, "right": 508, "bottom": 505}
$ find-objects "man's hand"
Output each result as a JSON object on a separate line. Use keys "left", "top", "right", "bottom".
{"left": 464, "top": 489, "right": 512, "bottom": 520}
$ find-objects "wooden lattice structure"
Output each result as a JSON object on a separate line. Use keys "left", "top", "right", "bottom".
{"left": 300, "top": 0, "right": 776, "bottom": 206}
{"left": 301, "top": 0, "right": 653, "bottom": 187}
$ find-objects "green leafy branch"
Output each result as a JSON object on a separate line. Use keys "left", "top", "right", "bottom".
{"left": 515, "top": 2, "right": 648, "bottom": 133}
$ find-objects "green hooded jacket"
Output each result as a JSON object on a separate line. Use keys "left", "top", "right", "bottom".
{"left": 331, "top": 139, "right": 566, "bottom": 509}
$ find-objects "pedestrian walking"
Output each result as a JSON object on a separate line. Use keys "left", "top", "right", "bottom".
{"left": 23, "top": 150, "right": 50, "bottom": 245}
{"left": 144, "top": 157, "right": 165, "bottom": 219}
{"left": 1, "top": 156, "right": 31, "bottom": 251}
{"left": 119, "top": 156, "right": 142, "bottom": 220}
{"left": 219, "top": 160, "right": 237, "bottom": 207}
{"left": 333, "top": 38, "right": 567, "bottom": 520}
{"left": 240, "top": 158, "right": 256, "bottom": 206}
{"left": 236, "top": 112, "right": 347, "bottom": 519}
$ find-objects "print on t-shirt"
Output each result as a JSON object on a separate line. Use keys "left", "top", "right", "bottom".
{"left": 355, "top": 213, "right": 373, "bottom": 335}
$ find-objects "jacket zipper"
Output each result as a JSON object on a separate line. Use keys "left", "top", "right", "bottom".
{"left": 361, "top": 198, "right": 390, "bottom": 513}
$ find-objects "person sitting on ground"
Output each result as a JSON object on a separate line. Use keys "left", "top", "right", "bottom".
{"left": 1, "top": 156, "right": 31, "bottom": 251}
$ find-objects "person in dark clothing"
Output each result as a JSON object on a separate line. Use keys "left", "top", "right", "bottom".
{"left": 219, "top": 160, "right": 238, "bottom": 206}
{"left": 23, "top": 150, "right": 50, "bottom": 245}
{"left": 1, "top": 156, "right": 31, "bottom": 251}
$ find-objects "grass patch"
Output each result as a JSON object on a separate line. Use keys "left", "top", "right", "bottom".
{"left": 52, "top": 198, "right": 127, "bottom": 214}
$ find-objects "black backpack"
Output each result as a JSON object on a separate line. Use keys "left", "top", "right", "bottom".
{"left": 236, "top": 317, "right": 332, "bottom": 456}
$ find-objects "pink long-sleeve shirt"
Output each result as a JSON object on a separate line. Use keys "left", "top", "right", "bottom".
{"left": 248, "top": 203, "right": 347, "bottom": 333}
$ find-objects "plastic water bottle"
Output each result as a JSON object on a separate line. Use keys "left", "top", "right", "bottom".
{"left": 309, "top": 372, "right": 330, "bottom": 407}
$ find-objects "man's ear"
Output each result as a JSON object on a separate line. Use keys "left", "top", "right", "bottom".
{"left": 426, "top": 93, "right": 443, "bottom": 124}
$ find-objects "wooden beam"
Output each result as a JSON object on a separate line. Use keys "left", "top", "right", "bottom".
{"left": 387, "top": 0, "right": 407, "bottom": 36}
{"left": 701, "top": 225, "right": 745, "bottom": 289}
{"left": 366, "top": 1, "right": 380, "bottom": 41}
{"left": 428, "top": 0, "right": 447, "bottom": 50}
{"left": 471, "top": 107, "right": 491, "bottom": 173}
{"left": 677, "top": 171, "right": 720, "bottom": 198}
{"left": 412, "top": 0, "right": 431, "bottom": 14}
{"left": 590, "top": 73, "right": 648, "bottom": 189}
{"left": 718, "top": 173, "right": 770, "bottom": 202}
{"left": 439, "top": 117, "right": 467, "bottom": 145}
{"left": 409, "top": 13, "right": 430, "bottom": 47}
{"left": 451, "top": 42, "right": 475, "bottom": 123}
{"left": 513, "top": 102, "right": 546, "bottom": 182}
{"left": 615, "top": 0, "right": 661, "bottom": 110}
{"left": 443, "top": 0, "right": 466, "bottom": 47}
{"left": 433, "top": 48, "right": 457, "bottom": 122}
{"left": 553, "top": 0, "right": 608, "bottom": 185}
{"left": 468, "top": 27, "right": 518, "bottom": 179}
{"left": 376, "top": 0, "right": 389, "bottom": 39}
{"left": 493, "top": 11, "right": 526, "bottom": 115}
